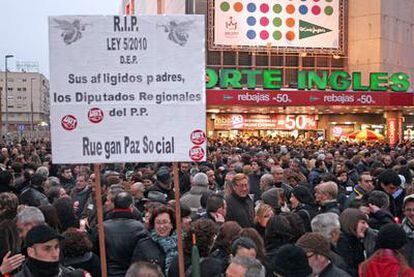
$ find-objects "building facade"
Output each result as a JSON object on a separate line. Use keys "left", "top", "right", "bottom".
{"left": 0, "top": 71, "right": 50, "bottom": 139}
{"left": 191, "top": 0, "right": 414, "bottom": 143}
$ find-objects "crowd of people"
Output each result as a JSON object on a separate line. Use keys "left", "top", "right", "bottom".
{"left": 2, "top": 137, "right": 414, "bottom": 276}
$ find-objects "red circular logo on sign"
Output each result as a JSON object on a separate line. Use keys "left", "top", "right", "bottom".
{"left": 61, "top": 115, "right": 77, "bottom": 131}
{"left": 189, "top": 146, "right": 205, "bottom": 162}
{"left": 190, "top": 129, "right": 206, "bottom": 145}
{"left": 88, "top": 107, "right": 104, "bottom": 123}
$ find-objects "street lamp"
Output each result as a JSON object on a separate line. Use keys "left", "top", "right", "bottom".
{"left": 4, "top": 54, "right": 14, "bottom": 136}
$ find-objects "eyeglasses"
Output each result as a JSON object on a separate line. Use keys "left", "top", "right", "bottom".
{"left": 155, "top": 220, "right": 171, "bottom": 226}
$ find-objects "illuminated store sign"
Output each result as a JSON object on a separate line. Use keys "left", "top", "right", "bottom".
{"left": 214, "top": 114, "right": 317, "bottom": 130}
{"left": 206, "top": 69, "right": 410, "bottom": 92}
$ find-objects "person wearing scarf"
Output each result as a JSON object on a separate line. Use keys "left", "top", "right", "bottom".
{"left": 14, "top": 224, "right": 73, "bottom": 277}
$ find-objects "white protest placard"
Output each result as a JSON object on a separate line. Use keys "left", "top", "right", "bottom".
{"left": 49, "top": 15, "right": 206, "bottom": 163}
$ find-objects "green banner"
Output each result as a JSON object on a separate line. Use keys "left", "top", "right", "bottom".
{"left": 299, "top": 20, "right": 332, "bottom": 39}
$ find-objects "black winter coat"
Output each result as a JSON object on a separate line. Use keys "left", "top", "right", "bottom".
{"left": 319, "top": 262, "right": 351, "bottom": 277}
{"left": 337, "top": 232, "right": 365, "bottom": 277}
{"left": 225, "top": 192, "right": 254, "bottom": 228}
{"left": 92, "top": 211, "right": 148, "bottom": 277}
{"left": 63, "top": 252, "right": 101, "bottom": 277}
{"left": 132, "top": 235, "right": 166, "bottom": 273}
{"left": 19, "top": 186, "right": 49, "bottom": 207}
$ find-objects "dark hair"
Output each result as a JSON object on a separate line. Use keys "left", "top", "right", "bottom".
{"left": 183, "top": 219, "right": 218, "bottom": 257}
{"left": 199, "top": 258, "right": 224, "bottom": 277}
{"left": 265, "top": 215, "right": 296, "bottom": 245}
{"left": 200, "top": 191, "right": 212, "bottom": 209}
{"left": 212, "top": 221, "right": 242, "bottom": 255}
{"left": 0, "top": 170, "right": 13, "bottom": 186}
{"left": 284, "top": 213, "right": 306, "bottom": 242}
{"left": 206, "top": 194, "right": 225, "bottom": 213}
{"left": 61, "top": 228, "right": 93, "bottom": 258}
{"left": 0, "top": 192, "right": 18, "bottom": 214}
{"left": 38, "top": 205, "right": 61, "bottom": 232}
{"left": 60, "top": 166, "right": 71, "bottom": 175}
{"left": 315, "top": 160, "right": 323, "bottom": 169}
{"left": 368, "top": 190, "right": 389, "bottom": 209}
{"left": 114, "top": 191, "right": 133, "bottom": 209}
{"left": 230, "top": 237, "right": 257, "bottom": 256}
{"left": 148, "top": 205, "right": 176, "bottom": 231}
{"left": 30, "top": 173, "right": 46, "bottom": 188}
{"left": 53, "top": 197, "right": 79, "bottom": 232}
{"left": 0, "top": 155, "right": 6, "bottom": 164}
{"left": 47, "top": 186, "right": 64, "bottom": 204}
{"left": 239, "top": 228, "right": 266, "bottom": 264}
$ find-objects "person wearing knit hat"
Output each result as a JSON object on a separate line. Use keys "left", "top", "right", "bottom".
{"left": 261, "top": 188, "right": 280, "bottom": 212}
{"left": 376, "top": 223, "right": 407, "bottom": 250}
{"left": 290, "top": 185, "right": 318, "bottom": 232}
{"left": 297, "top": 233, "right": 351, "bottom": 276}
{"left": 271, "top": 244, "right": 312, "bottom": 277}
{"left": 337, "top": 208, "right": 370, "bottom": 276}
{"left": 359, "top": 223, "right": 414, "bottom": 277}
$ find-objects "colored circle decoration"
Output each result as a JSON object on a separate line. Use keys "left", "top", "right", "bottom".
{"left": 220, "top": 2, "right": 230, "bottom": 12}
{"left": 247, "top": 30, "right": 256, "bottom": 39}
{"left": 314, "top": 0, "right": 320, "bottom": 2}
{"left": 247, "top": 16, "right": 256, "bottom": 26}
{"left": 312, "top": 5, "right": 321, "bottom": 15}
{"left": 247, "top": 3, "right": 256, "bottom": 12}
{"left": 286, "top": 18, "right": 295, "bottom": 28}
{"left": 273, "top": 4, "right": 282, "bottom": 13}
{"left": 260, "top": 17, "right": 269, "bottom": 26}
{"left": 286, "top": 31, "right": 295, "bottom": 41}
{"left": 273, "top": 17, "right": 282, "bottom": 27}
{"left": 260, "top": 30, "right": 269, "bottom": 40}
{"left": 273, "top": 31, "right": 282, "bottom": 40}
{"left": 326, "top": 0, "right": 333, "bottom": 2}
{"left": 299, "top": 5, "right": 308, "bottom": 14}
{"left": 325, "top": 6, "right": 334, "bottom": 15}
{"left": 286, "top": 4, "right": 295, "bottom": 14}
{"left": 234, "top": 2, "right": 243, "bottom": 12}
{"left": 260, "top": 3, "right": 269, "bottom": 13}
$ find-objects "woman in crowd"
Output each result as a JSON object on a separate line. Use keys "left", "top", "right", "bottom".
{"left": 359, "top": 223, "right": 414, "bottom": 276}
{"left": 210, "top": 221, "right": 242, "bottom": 269}
{"left": 148, "top": 205, "right": 178, "bottom": 275}
{"left": 254, "top": 203, "right": 273, "bottom": 240}
{"left": 61, "top": 228, "right": 101, "bottom": 277}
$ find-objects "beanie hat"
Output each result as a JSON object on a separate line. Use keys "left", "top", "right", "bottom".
{"left": 25, "top": 224, "right": 63, "bottom": 247}
{"left": 339, "top": 208, "right": 367, "bottom": 236}
{"left": 296, "top": 233, "right": 331, "bottom": 258}
{"left": 261, "top": 188, "right": 280, "bottom": 211}
{"left": 292, "top": 185, "right": 315, "bottom": 205}
{"left": 156, "top": 168, "right": 171, "bottom": 183}
{"left": 376, "top": 223, "right": 407, "bottom": 250}
{"left": 272, "top": 244, "right": 313, "bottom": 277}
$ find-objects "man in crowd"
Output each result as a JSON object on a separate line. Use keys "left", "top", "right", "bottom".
{"left": 345, "top": 172, "right": 375, "bottom": 208}
{"left": 315, "top": 181, "right": 341, "bottom": 215}
{"left": 15, "top": 224, "right": 72, "bottom": 276}
{"left": 297, "top": 232, "right": 350, "bottom": 276}
{"left": 70, "top": 173, "right": 92, "bottom": 218}
{"left": 225, "top": 173, "right": 254, "bottom": 228}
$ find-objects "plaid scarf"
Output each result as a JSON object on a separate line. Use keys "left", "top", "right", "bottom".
{"left": 150, "top": 229, "right": 178, "bottom": 274}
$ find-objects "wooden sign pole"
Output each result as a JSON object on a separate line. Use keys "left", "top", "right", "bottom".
{"left": 173, "top": 162, "right": 185, "bottom": 277}
{"left": 94, "top": 164, "right": 108, "bottom": 277}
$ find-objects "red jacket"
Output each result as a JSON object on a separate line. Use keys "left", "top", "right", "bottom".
{"left": 359, "top": 249, "right": 414, "bottom": 277}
